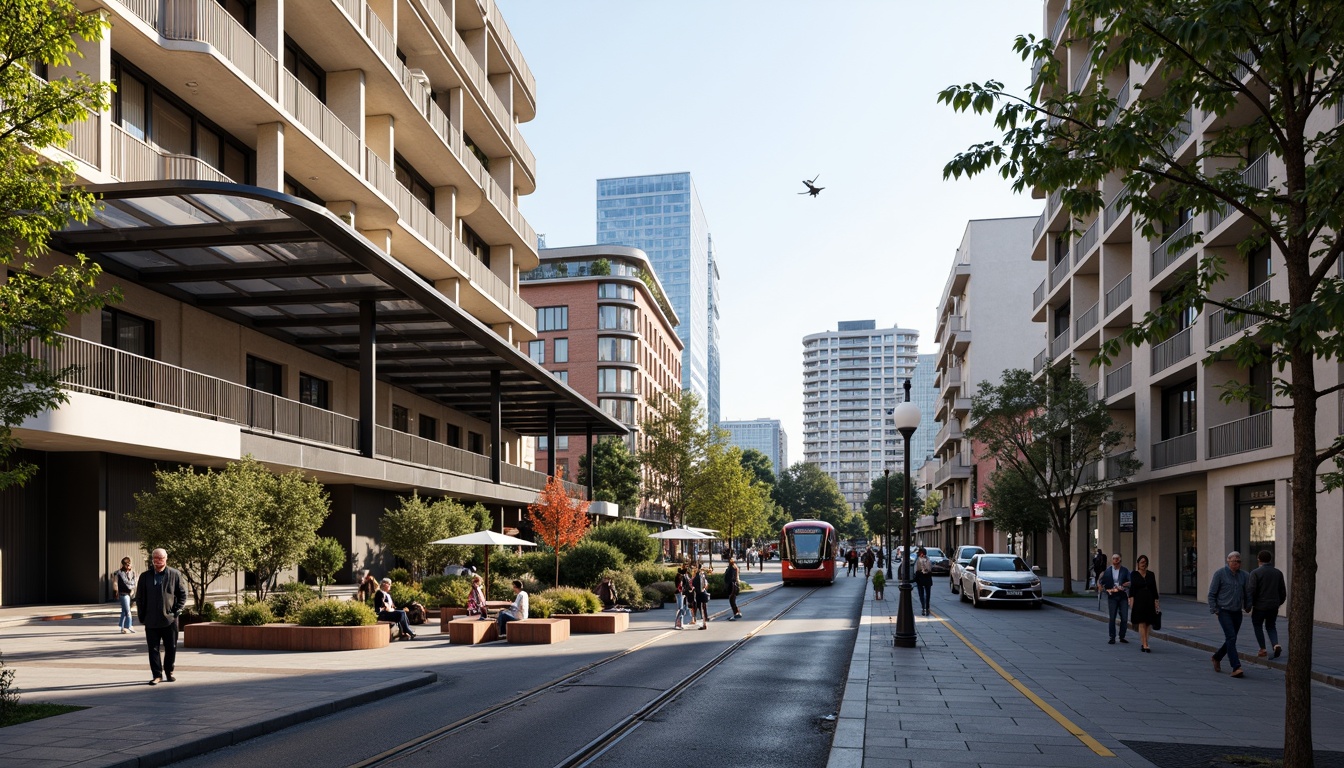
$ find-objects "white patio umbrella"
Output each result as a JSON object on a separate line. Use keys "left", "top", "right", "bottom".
{"left": 432, "top": 530, "right": 536, "bottom": 591}
{"left": 648, "top": 527, "right": 714, "bottom": 565}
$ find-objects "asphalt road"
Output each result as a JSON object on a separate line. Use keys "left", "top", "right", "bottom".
{"left": 169, "top": 575, "right": 864, "bottom": 768}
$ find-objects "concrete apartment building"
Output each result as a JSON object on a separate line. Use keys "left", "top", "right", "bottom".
{"left": 596, "top": 173, "right": 722, "bottom": 424}
{"left": 721, "top": 418, "right": 788, "bottom": 479}
{"left": 0, "top": 0, "right": 627, "bottom": 606}
{"left": 1031, "top": 2, "right": 1343, "bottom": 622}
{"left": 802, "top": 321, "right": 922, "bottom": 513}
{"left": 519, "top": 244, "right": 683, "bottom": 518}
{"left": 923, "top": 217, "right": 1040, "bottom": 555}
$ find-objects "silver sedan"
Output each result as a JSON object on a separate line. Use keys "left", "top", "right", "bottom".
{"left": 958, "top": 553, "right": 1043, "bottom": 608}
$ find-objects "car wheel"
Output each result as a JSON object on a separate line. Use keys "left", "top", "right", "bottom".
{"left": 959, "top": 581, "right": 969, "bottom": 602}
{"left": 950, "top": 577, "right": 958, "bottom": 594}
{"left": 970, "top": 587, "right": 980, "bottom": 608}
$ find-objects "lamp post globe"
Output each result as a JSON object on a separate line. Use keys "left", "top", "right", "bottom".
{"left": 891, "top": 381, "right": 920, "bottom": 648}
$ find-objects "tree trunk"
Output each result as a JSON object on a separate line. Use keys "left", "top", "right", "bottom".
{"left": 1283, "top": 343, "right": 1318, "bottom": 768}
{"left": 1056, "top": 518, "right": 1074, "bottom": 595}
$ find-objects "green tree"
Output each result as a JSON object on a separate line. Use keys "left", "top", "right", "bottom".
{"left": 0, "top": 1, "right": 115, "bottom": 490}
{"left": 638, "top": 391, "right": 720, "bottom": 528}
{"left": 738, "top": 448, "right": 777, "bottom": 488}
{"left": 585, "top": 519, "right": 659, "bottom": 564}
{"left": 379, "top": 492, "right": 483, "bottom": 581}
{"left": 964, "top": 369, "right": 1138, "bottom": 595}
{"left": 578, "top": 436, "right": 641, "bottom": 514}
{"left": 861, "top": 472, "right": 917, "bottom": 551}
{"left": 129, "top": 462, "right": 264, "bottom": 613}
{"left": 245, "top": 459, "right": 331, "bottom": 600}
{"left": 774, "top": 462, "right": 851, "bottom": 530}
{"left": 922, "top": 490, "right": 943, "bottom": 520}
{"left": 980, "top": 468, "right": 1053, "bottom": 545}
{"left": 301, "top": 537, "right": 347, "bottom": 598}
{"left": 686, "top": 444, "right": 767, "bottom": 548}
{"left": 940, "top": 6, "right": 1344, "bottom": 760}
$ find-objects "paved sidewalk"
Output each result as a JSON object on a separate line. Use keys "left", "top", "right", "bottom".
{"left": 1039, "top": 576, "right": 1344, "bottom": 687}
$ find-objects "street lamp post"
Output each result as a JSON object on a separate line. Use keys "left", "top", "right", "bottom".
{"left": 892, "top": 379, "right": 921, "bottom": 648}
{"left": 884, "top": 469, "right": 893, "bottom": 580}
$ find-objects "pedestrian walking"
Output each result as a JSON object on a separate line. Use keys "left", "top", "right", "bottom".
{"left": 845, "top": 548, "right": 859, "bottom": 577}
{"left": 1098, "top": 553, "right": 1131, "bottom": 644}
{"left": 1091, "top": 547, "right": 1106, "bottom": 590}
{"left": 725, "top": 557, "right": 742, "bottom": 620}
{"left": 1128, "top": 555, "right": 1160, "bottom": 652}
{"left": 1248, "top": 549, "right": 1286, "bottom": 659}
{"left": 112, "top": 556, "right": 137, "bottom": 634}
{"left": 914, "top": 547, "right": 933, "bottom": 616}
{"left": 1208, "top": 551, "right": 1252, "bottom": 677}
{"left": 862, "top": 548, "right": 875, "bottom": 578}
{"left": 674, "top": 565, "right": 689, "bottom": 630}
{"left": 693, "top": 566, "right": 710, "bottom": 630}
{"left": 133, "top": 548, "right": 186, "bottom": 685}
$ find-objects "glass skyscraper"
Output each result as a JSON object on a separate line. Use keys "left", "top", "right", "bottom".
{"left": 596, "top": 172, "right": 721, "bottom": 424}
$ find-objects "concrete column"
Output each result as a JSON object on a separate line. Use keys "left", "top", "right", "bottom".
{"left": 326, "top": 69, "right": 366, "bottom": 157}
{"left": 254, "top": 0, "right": 284, "bottom": 59}
{"left": 490, "top": 323, "right": 513, "bottom": 345}
{"left": 586, "top": 424, "right": 594, "bottom": 497}
{"left": 256, "top": 122, "right": 285, "bottom": 191}
{"left": 446, "top": 87, "right": 465, "bottom": 135}
{"left": 366, "top": 114, "right": 395, "bottom": 166}
{"left": 328, "top": 200, "right": 356, "bottom": 228}
{"left": 434, "top": 277, "right": 460, "bottom": 304}
{"left": 360, "top": 228, "right": 393, "bottom": 255}
{"left": 546, "top": 405, "right": 556, "bottom": 478}
{"left": 489, "top": 243, "right": 514, "bottom": 288}
{"left": 462, "top": 27, "right": 487, "bottom": 73}
{"left": 490, "top": 370, "right": 501, "bottom": 484}
{"left": 359, "top": 301, "right": 377, "bottom": 458}
{"left": 57, "top": 11, "right": 112, "bottom": 176}
{"left": 488, "top": 71, "right": 514, "bottom": 125}
{"left": 489, "top": 155, "right": 514, "bottom": 204}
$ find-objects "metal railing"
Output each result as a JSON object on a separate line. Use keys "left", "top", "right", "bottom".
{"left": 1207, "top": 152, "right": 1269, "bottom": 231}
{"left": 1048, "top": 189, "right": 1062, "bottom": 216}
{"left": 1072, "top": 50, "right": 1093, "bottom": 93}
{"left": 1151, "top": 217, "right": 1196, "bottom": 277}
{"left": 162, "top": 0, "right": 279, "bottom": 101}
{"left": 120, "top": 0, "right": 159, "bottom": 25}
{"left": 1050, "top": 254, "right": 1070, "bottom": 288}
{"left": 58, "top": 112, "right": 100, "bottom": 166}
{"left": 29, "top": 332, "right": 359, "bottom": 450}
{"left": 1104, "top": 361, "right": 1132, "bottom": 395}
{"left": 109, "top": 124, "right": 233, "bottom": 183}
{"left": 1105, "top": 273, "right": 1133, "bottom": 316}
{"left": 1103, "top": 185, "right": 1129, "bottom": 230}
{"left": 283, "top": 70, "right": 360, "bottom": 170}
{"left": 1208, "top": 280, "right": 1271, "bottom": 345}
{"left": 376, "top": 426, "right": 498, "bottom": 482}
{"left": 455, "top": 236, "right": 537, "bottom": 328}
{"left": 1162, "top": 108, "right": 1193, "bottom": 155}
{"left": 1033, "top": 207, "right": 1046, "bottom": 243}
{"left": 1073, "top": 218, "right": 1098, "bottom": 264}
{"left": 1152, "top": 432, "right": 1197, "bottom": 469}
{"left": 483, "top": 0, "right": 537, "bottom": 98}
{"left": 1076, "top": 301, "right": 1099, "bottom": 337}
{"left": 1208, "top": 411, "right": 1271, "bottom": 459}
{"left": 933, "top": 452, "right": 972, "bottom": 486}
{"left": 1232, "top": 50, "right": 1254, "bottom": 82}
{"left": 941, "top": 366, "right": 962, "bottom": 390}
{"left": 1105, "top": 78, "right": 1131, "bottom": 128}
{"left": 1050, "top": 2, "right": 1069, "bottom": 45}
{"left": 363, "top": 6, "right": 398, "bottom": 76}
{"left": 1152, "top": 326, "right": 1193, "bottom": 372}
{"left": 1034, "top": 348, "right": 1049, "bottom": 373}
{"left": 1081, "top": 459, "right": 1099, "bottom": 484}
{"left": 1050, "top": 328, "right": 1071, "bottom": 359}
{"left": 1033, "top": 279, "right": 1047, "bottom": 309}
{"left": 1106, "top": 449, "right": 1136, "bottom": 479}
{"left": 1086, "top": 383, "right": 1098, "bottom": 403}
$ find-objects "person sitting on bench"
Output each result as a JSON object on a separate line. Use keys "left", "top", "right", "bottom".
{"left": 374, "top": 578, "right": 415, "bottom": 640}
{"left": 496, "top": 580, "right": 529, "bottom": 638}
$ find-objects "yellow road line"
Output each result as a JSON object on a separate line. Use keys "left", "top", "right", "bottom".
{"left": 933, "top": 612, "right": 1116, "bottom": 758}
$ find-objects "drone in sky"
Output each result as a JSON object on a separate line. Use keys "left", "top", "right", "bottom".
{"left": 799, "top": 175, "right": 824, "bottom": 197}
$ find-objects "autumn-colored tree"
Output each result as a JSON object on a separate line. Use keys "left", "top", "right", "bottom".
{"left": 527, "top": 466, "right": 591, "bottom": 587}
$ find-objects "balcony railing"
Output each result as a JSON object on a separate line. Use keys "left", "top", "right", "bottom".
{"left": 283, "top": 71, "right": 360, "bottom": 171}
{"left": 1152, "top": 326, "right": 1193, "bottom": 372}
{"left": 1207, "top": 152, "right": 1270, "bottom": 231}
{"left": 1048, "top": 189, "right": 1062, "bottom": 216}
{"left": 1050, "top": 328, "right": 1071, "bottom": 359}
{"left": 1073, "top": 218, "right": 1099, "bottom": 264}
{"left": 1162, "top": 108, "right": 1193, "bottom": 155}
{"left": 1081, "top": 459, "right": 1099, "bottom": 484}
{"left": 1208, "top": 280, "right": 1271, "bottom": 345}
{"left": 1050, "top": 254, "right": 1070, "bottom": 288}
{"left": 1033, "top": 278, "right": 1047, "bottom": 309}
{"left": 1152, "top": 432, "right": 1197, "bottom": 469}
{"left": 1086, "top": 383, "right": 1098, "bottom": 403}
{"left": 1072, "top": 50, "right": 1093, "bottom": 93}
{"left": 1208, "top": 411, "right": 1272, "bottom": 459}
{"left": 109, "top": 124, "right": 232, "bottom": 183}
{"left": 483, "top": 0, "right": 537, "bottom": 98}
{"left": 1033, "top": 207, "right": 1046, "bottom": 243}
{"left": 1105, "top": 449, "right": 1136, "bottom": 479}
{"left": 1105, "top": 273, "right": 1133, "bottom": 316}
{"left": 162, "top": 0, "right": 279, "bottom": 101}
{"left": 1151, "top": 217, "right": 1196, "bottom": 277}
{"left": 1103, "top": 185, "right": 1129, "bottom": 230}
{"left": 1076, "top": 302, "right": 1099, "bottom": 337}
{"left": 1034, "top": 348, "right": 1049, "bottom": 374}
{"left": 1104, "top": 361, "right": 1132, "bottom": 395}
{"left": 934, "top": 452, "right": 973, "bottom": 486}
{"left": 28, "top": 332, "right": 359, "bottom": 450}
{"left": 1105, "top": 78, "right": 1131, "bottom": 128}
{"left": 57, "top": 112, "right": 100, "bottom": 166}
{"left": 456, "top": 237, "right": 537, "bottom": 328}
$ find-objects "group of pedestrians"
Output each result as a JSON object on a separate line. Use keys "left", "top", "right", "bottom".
{"left": 1093, "top": 547, "right": 1286, "bottom": 676}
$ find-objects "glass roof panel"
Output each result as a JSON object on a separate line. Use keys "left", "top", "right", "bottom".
{"left": 105, "top": 250, "right": 175, "bottom": 269}
{"left": 192, "top": 194, "right": 285, "bottom": 222}
{"left": 284, "top": 304, "right": 327, "bottom": 315}
{"left": 120, "top": 196, "right": 217, "bottom": 226}
{"left": 94, "top": 202, "right": 155, "bottom": 229}
{"left": 175, "top": 281, "right": 234, "bottom": 295}
{"left": 211, "top": 244, "right": 274, "bottom": 264}
{"left": 232, "top": 306, "right": 284, "bottom": 317}
{"left": 262, "top": 277, "right": 324, "bottom": 291}
{"left": 157, "top": 246, "right": 226, "bottom": 266}
{"left": 268, "top": 241, "right": 340, "bottom": 262}
{"left": 313, "top": 273, "right": 385, "bottom": 289}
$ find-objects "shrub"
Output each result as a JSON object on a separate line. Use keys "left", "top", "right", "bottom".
{"left": 585, "top": 520, "right": 659, "bottom": 564}
{"left": 631, "top": 562, "right": 677, "bottom": 587}
{"left": 599, "top": 568, "right": 645, "bottom": 609}
{"left": 648, "top": 580, "right": 677, "bottom": 600}
{"left": 295, "top": 598, "right": 377, "bottom": 627}
{"left": 488, "top": 550, "right": 527, "bottom": 579}
{"left": 707, "top": 572, "right": 752, "bottom": 600}
{"left": 423, "top": 575, "right": 472, "bottom": 608}
{"left": 389, "top": 583, "right": 430, "bottom": 608}
{"left": 539, "top": 587, "right": 601, "bottom": 615}
{"left": 871, "top": 571, "right": 886, "bottom": 592}
{"left": 386, "top": 568, "right": 412, "bottom": 585}
{"left": 642, "top": 585, "right": 664, "bottom": 606}
{"left": 185, "top": 603, "right": 220, "bottom": 622}
{"left": 560, "top": 541, "right": 625, "bottom": 588}
{"left": 221, "top": 601, "right": 276, "bottom": 625}
{"left": 527, "top": 595, "right": 555, "bottom": 618}
{"left": 519, "top": 551, "right": 555, "bottom": 580}
{"left": 267, "top": 586, "right": 317, "bottom": 619}
{"left": 277, "top": 581, "right": 317, "bottom": 596}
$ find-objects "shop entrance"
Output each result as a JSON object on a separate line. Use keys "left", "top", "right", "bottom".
{"left": 1176, "top": 493, "right": 1198, "bottom": 595}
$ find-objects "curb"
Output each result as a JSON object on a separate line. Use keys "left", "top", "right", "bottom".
{"left": 0, "top": 609, "right": 122, "bottom": 627}
{"left": 98, "top": 670, "right": 437, "bottom": 768}
{"left": 1044, "top": 598, "right": 1343, "bottom": 690}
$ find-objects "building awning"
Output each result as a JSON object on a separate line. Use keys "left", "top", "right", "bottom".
{"left": 53, "top": 181, "right": 626, "bottom": 438}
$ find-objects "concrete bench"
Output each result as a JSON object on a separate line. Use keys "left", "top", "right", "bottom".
{"left": 551, "top": 612, "right": 628, "bottom": 633}
{"left": 447, "top": 617, "right": 499, "bottom": 644}
{"left": 439, "top": 607, "right": 469, "bottom": 621}
{"left": 505, "top": 618, "right": 569, "bottom": 644}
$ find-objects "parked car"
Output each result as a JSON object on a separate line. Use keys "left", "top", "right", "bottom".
{"left": 948, "top": 545, "right": 986, "bottom": 593}
{"left": 958, "top": 553, "right": 1043, "bottom": 608}
{"left": 923, "top": 547, "right": 951, "bottom": 576}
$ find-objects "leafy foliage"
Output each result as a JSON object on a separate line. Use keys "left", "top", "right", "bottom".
{"left": 294, "top": 599, "right": 377, "bottom": 627}
{"left": 686, "top": 443, "right": 770, "bottom": 544}
{"left": 0, "top": 0, "right": 117, "bottom": 491}
{"left": 220, "top": 600, "right": 276, "bottom": 626}
{"left": 862, "top": 472, "right": 917, "bottom": 545}
{"left": 0, "top": 652, "right": 16, "bottom": 720}
{"left": 578, "top": 436, "right": 642, "bottom": 513}
{"left": 300, "top": 537, "right": 347, "bottom": 598}
{"left": 538, "top": 586, "right": 602, "bottom": 614}
{"left": 638, "top": 390, "right": 717, "bottom": 528}
{"left": 241, "top": 459, "right": 330, "bottom": 601}
{"left": 738, "top": 448, "right": 777, "bottom": 488}
{"left": 630, "top": 562, "right": 678, "bottom": 587}
{"left": 775, "top": 462, "right": 854, "bottom": 531}
{"left": 266, "top": 585, "right": 317, "bottom": 620}
{"left": 585, "top": 519, "right": 660, "bottom": 564}
{"left": 379, "top": 493, "right": 487, "bottom": 580}
{"left": 527, "top": 466, "right": 591, "bottom": 586}
{"left": 421, "top": 574, "right": 471, "bottom": 607}
{"left": 527, "top": 595, "right": 555, "bottom": 618}
{"left": 981, "top": 467, "right": 1053, "bottom": 540}
{"left": 598, "top": 568, "right": 645, "bottom": 609}
{"left": 385, "top": 567, "right": 411, "bottom": 585}
{"left": 560, "top": 540, "right": 625, "bottom": 588}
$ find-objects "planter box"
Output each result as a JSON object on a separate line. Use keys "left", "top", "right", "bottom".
{"left": 184, "top": 622, "right": 390, "bottom": 651}
{"left": 551, "top": 613, "right": 628, "bottom": 633}
{"left": 506, "top": 618, "right": 569, "bottom": 644}
{"left": 439, "top": 607, "right": 469, "bottom": 621}
{"left": 447, "top": 617, "right": 499, "bottom": 644}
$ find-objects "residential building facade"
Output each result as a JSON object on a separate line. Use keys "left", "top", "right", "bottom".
{"left": 721, "top": 418, "right": 788, "bottom": 479}
{"left": 802, "top": 321, "right": 921, "bottom": 513}
{"left": 596, "top": 172, "right": 721, "bottom": 424}
{"left": 1031, "top": 1, "right": 1343, "bottom": 624}
{"left": 520, "top": 244, "right": 684, "bottom": 519}
{"left": 0, "top": 0, "right": 626, "bottom": 606}
{"left": 923, "top": 217, "right": 1041, "bottom": 555}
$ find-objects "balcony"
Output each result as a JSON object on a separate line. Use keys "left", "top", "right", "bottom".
{"left": 1033, "top": 278, "right": 1047, "bottom": 309}
{"left": 1152, "top": 326, "right": 1193, "bottom": 373}
{"left": 934, "top": 420, "right": 964, "bottom": 452}
{"left": 1034, "top": 348, "right": 1049, "bottom": 374}
{"left": 1151, "top": 218, "right": 1196, "bottom": 277}
{"left": 1207, "top": 411, "right": 1272, "bottom": 459}
{"left": 1105, "top": 273, "right": 1133, "bottom": 316}
{"left": 109, "top": 124, "right": 232, "bottom": 183}
{"left": 157, "top": 0, "right": 281, "bottom": 101}
{"left": 934, "top": 452, "right": 973, "bottom": 487}
{"left": 282, "top": 71, "right": 360, "bottom": 171}
{"left": 1086, "top": 383, "right": 1098, "bottom": 403}
{"left": 1206, "top": 152, "right": 1270, "bottom": 232}
{"left": 1104, "top": 362, "right": 1132, "bottom": 396}
{"left": 938, "top": 366, "right": 962, "bottom": 393}
{"left": 1075, "top": 302, "right": 1100, "bottom": 338}
{"left": 1103, "top": 185, "right": 1130, "bottom": 230}
{"left": 1050, "top": 254, "right": 1070, "bottom": 289}
{"left": 1104, "top": 78, "right": 1131, "bottom": 128}
{"left": 1105, "top": 449, "right": 1136, "bottom": 479}
{"left": 1073, "top": 218, "right": 1099, "bottom": 264}
{"left": 56, "top": 112, "right": 100, "bottom": 167}
{"left": 1050, "top": 2, "right": 1069, "bottom": 45}
{"left": 1152, "top": 432, "right": 1197, "bottom": 469}
{"left": 1208, "top": 280, "right": 1271, "bottom": 345}
{"left": 1033, "top": 207, "right": 1046, "bottom": 244}
{"left": 1162, "top": 108, "right": 1194, "bottom": 155}
{"left": 1072, "top": 50, "right": 1093, "bottom": 93}
{"left": 1050, "top": 328, "right": 1070, "bottom": 359}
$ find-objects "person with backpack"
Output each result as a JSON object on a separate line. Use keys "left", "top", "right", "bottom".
{"left": 693, "top": 565, "right": 711, "bottom": 630}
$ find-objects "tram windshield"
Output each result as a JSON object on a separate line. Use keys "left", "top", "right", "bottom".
{"left": 786, "top": 528, "right": 832, "bottom": 562}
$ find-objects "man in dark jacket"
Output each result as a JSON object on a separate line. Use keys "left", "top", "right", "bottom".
{"left": 134, "top": 548, "right": 187, "bottom": 685}
{"left": 1248, "top": 550, "right": 1287, "bottom": 659}
{"left": 1097, "top": 553, "right": 1131, "bottom": 644}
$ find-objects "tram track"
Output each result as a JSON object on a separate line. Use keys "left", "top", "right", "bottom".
{"left": 348, "top": 583, "right": 811, "bottom": 768}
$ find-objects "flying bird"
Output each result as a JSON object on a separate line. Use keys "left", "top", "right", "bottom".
{"left": 799, "top": 175, "right": 824, "bottom": 197}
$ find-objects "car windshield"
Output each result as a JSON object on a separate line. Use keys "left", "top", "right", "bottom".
{"left": 978, "top": 557, "right": 1029, "bottom": 572}
{"left": 924, "top": 548, "right": 945, "bottom": 558}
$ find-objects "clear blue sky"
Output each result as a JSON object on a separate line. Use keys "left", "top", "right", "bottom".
{"left": 496, "top": 1, "right": 1044, "bottom": 461}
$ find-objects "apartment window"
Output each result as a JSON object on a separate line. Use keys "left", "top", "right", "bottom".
{"left": 538, "top": 436, "right": 569, "bottom": 451}
{"left": 419, "top": 414, "right": 438, "bottom": 440}
{"left": 599, "top": 398, "right": 635, "bottom": 424}
{"left": 394, "top": 154, "right": 434, "bottom": 211}
{"left": 101, "top": 308, "right": 154, "bottom": 358}
{"left": 598, "top": 306, "right": 635, "bottom": 331}
{"left": 1160, "top": 288, "right": 1197, "bottom": 330}
{"left": 597, "top": 282, "right": 635, "bottom": 300}
{"left": 298, "top": 373, "right": 330, "bottom": 409}
{"left": 1249, "top": 361, "right": 1272, "bottom": 413}
{"left": 598, "top": 368, "right": 635, "bottom": 394}
{"left": 553, "top": 338, "right": 568, "bottom": 363}
{"left": 1161, "top": 379, "right": 1197, "bottom": 439}
{"left": 463, "top": 132, "right": 489, "bottom": 169}
{"left": 284, "top": 175, "right": 324, "bottom": 206}
{"left": 528, "top": 340, "right": 545, "bottom": 364}
{"left": 392, "top": 405, "right": 409, "bottom": 433}
{"left": 537, "top": 306, "right": 568, "bottom": 331}
{"left": 246, "top": 355, "right": 283, "bottom": 395}
{"left": 215, "top": 0, "right": 254, "bottom": 31}
{"left": 461, "top": 223, "right": 489, "bottom": 266}
{"left": 1248, "top": 243, "right": 1272, "bottom": 289}
{"left": 1053, "top": 302, "right": 1071, "bottom": 338}
{"left": 554, "top": 370, "right": 568, "bottom": 384}
{"left": 283, "top": 37, "right": 325, "bottom": 100}
{"left": 446, "top": 424, "right": 461, "bottom": 447}
{"left": 599, "top": 337, "right": 634, "bottom": 362}
{"left": 468, "top": 431, "right": 484, "bottom": 454}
